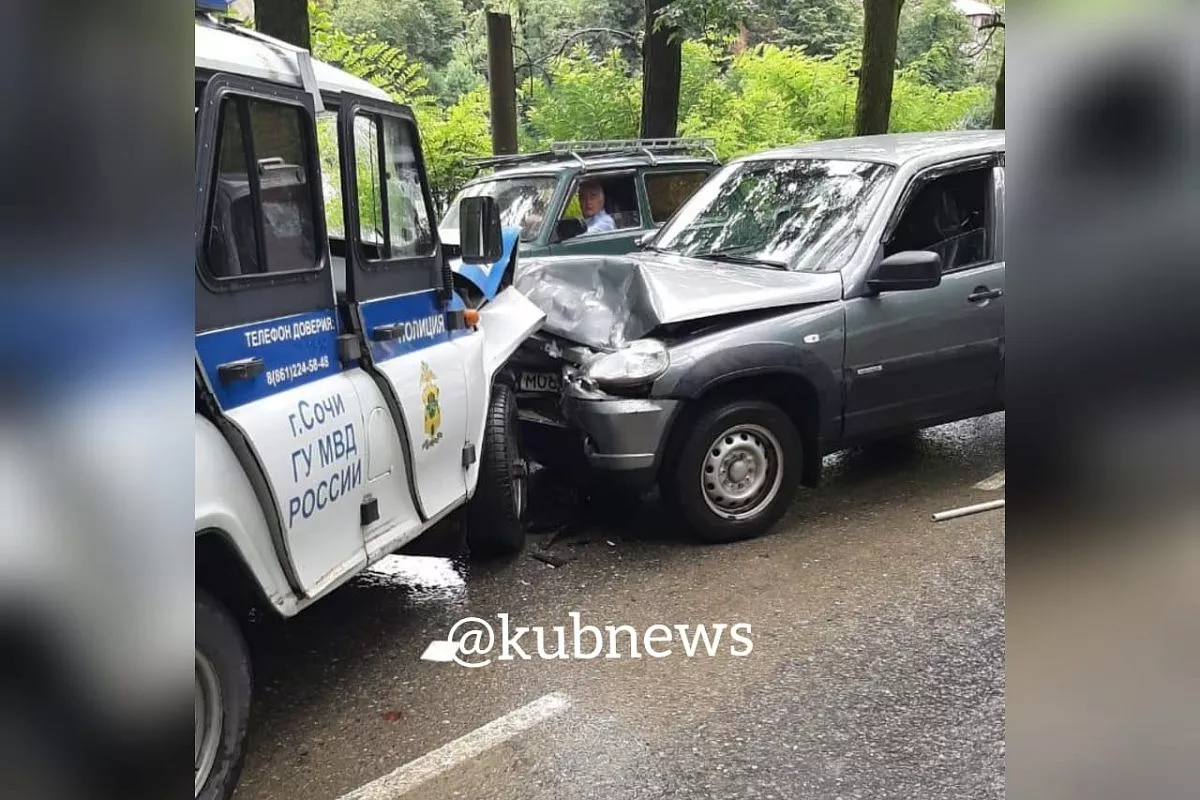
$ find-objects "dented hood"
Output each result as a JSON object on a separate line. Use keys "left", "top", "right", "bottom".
{"left": 513, "top": 252, "right": 843, "bottom": 349}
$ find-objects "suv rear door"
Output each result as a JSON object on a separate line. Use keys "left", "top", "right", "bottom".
{"left": 336, "top": 95, "right": 472, "bottom": 522}
{"left": 640, "top": 167, "right": 714, "bottom": 229}
{"left": 195, "top": 74, "right": 370, "bottom": 597}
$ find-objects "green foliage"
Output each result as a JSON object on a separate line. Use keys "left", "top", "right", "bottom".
{"left": 678, "top": 40, "right": 722, "bottom": 121}
{"left": 309, "top": 1, "right": 430, "bottom": 104}
{"left": 678, "top": 44, "right": 989, "bottom": 159}
{"left": 329, "top": 0, "right": 464, "bottom": 71}
{"left": 430, "top": 39, "right": 487, "bottom": 106}
{"left": 679, "top": 46, "right": 857, "bottom": 158}
{"left": 304, "top": 0, "right": 1001, "bottom": 210}
{"left": 415, "top": 89, "right": 493, "bottom": 209}
{"left": 890, "top": 68, "right": 991, "bottom": 132}
{"left": 750, "top": 0, "right": 862, "bottom": 58}
{"left": 657, "top": 0, "right": 757, "bottom": 42}
{"left": 897, "top": 0, "right": 975, "bottom": 90}
{"left": 523, "top": 47, "right": 642, "bottom": 145}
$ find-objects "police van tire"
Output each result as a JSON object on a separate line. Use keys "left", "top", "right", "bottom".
{"left": 466, "top": 382, "right": 527, "bottom": 559}
{"left": 196, "top": 590, "right": 252, "bottom": 800}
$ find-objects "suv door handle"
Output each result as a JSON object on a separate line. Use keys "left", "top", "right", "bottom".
{"left": 968, "top": 287, "right": 1003, "bottom": 302}
{"left": 217, "top": 357, "right": 264, "bottom": 383}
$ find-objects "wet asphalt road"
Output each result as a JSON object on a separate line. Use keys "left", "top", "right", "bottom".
{"left": 233, "top": 413, "right": 1005, "bottom": 800}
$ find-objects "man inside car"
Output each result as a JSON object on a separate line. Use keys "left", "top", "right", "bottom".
{"left": 578, "top": 180, "right": 615, "bottom": 234}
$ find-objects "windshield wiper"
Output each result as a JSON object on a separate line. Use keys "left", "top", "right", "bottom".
{"left": 691, "top": 250, "right": 789, "bottom": 270}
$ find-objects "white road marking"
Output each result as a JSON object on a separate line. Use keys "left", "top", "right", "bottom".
{"left": 335, "top": 692, "right": 572, "bottom": 800}
{"left": 974, "top": 470, "right": 1005, "bottom": 491}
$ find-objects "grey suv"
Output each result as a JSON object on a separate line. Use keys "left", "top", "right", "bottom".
{"left": 513, "top": 131, "right": 1005, "bottom": 542}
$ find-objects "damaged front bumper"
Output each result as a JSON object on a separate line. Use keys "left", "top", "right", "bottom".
{"left": 513, "top": 336, "right": 680, "bottom": 489}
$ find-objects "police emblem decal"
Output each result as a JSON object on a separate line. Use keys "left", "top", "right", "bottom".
{"left": 420, "top": 361, "right": 443, "bottom": 450}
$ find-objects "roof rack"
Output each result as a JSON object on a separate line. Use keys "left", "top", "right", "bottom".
{"left": 467, "top": 137, "right": 718, "bottom": 174}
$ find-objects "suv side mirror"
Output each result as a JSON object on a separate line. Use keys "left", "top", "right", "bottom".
{"left": 867, "top": 250, "right": 942, "bottom": 293}
{"left": 553, "top": 217, "right": 586, "bottom": 243}
{"left": 459, "top": 195, "right": 503, "bottom": 264}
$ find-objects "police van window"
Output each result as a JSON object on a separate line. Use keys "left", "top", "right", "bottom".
{"left": 204, "top": 96, "right": 320, "bottom": 279}
{"left": 316, "top": 111, "right": 344, "bottom": 240}
{"left": 353, "top": 114, "right": 385, "bottom": 252}
{"left": 353, "top": 111, "right": 434, "bottom": 260}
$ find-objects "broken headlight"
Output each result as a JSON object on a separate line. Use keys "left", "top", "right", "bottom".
{"left": 583, "top": 339, "right": 670, "bottom": 388}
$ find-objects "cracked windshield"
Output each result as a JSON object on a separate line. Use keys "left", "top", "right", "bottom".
{"left": 653, "top": 159, "right": 895, "bottom": 271}
{"left": 443, "top": 176, "right": 558, "bottom": 242}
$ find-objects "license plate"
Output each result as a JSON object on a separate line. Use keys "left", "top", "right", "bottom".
{"left": 519, "top": 371, "right": 561, "bottom": 394}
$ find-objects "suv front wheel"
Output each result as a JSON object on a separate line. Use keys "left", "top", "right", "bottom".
{"left": 662, "top": 399, "right": 803, "bottom": 543}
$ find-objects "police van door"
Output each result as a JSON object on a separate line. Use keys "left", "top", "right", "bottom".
{"left": 336, "top": 95, "right": 469, "bottom": 521}
{"left": 196, "top": 74, "right": 369, "bottom": 598}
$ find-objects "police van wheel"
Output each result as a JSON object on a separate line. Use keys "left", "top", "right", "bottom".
{"left": 196, "top": 590, "right": 252, "bottom": 800}
{"left": 466, "top": 382, "right": 527, "bottom": 559}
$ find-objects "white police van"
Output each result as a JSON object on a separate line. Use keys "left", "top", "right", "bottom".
{"left": 194, "top": 5, "right": 544, "bottom": 798}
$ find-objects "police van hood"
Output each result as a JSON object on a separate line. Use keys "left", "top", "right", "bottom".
{"left": 513, "top": 252, "right": 844, "bottom": 350}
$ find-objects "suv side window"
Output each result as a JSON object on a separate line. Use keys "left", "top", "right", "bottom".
{"left": 644, "top": 170, "right": 710, "bottom": 224}
{"left": 885, "top": 166, "right": 993, "bottom": 272}
{"left": 560, "top": 172, "right": 643, "bottom": 232}
{"left": 204, "top": 95, "right": 320, "bottom": 279}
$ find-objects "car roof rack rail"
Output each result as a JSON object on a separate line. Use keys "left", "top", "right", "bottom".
{"left": 550, "top": 138, "right": 718, "bottom": 165}
{"left": 466, "top": 137, "right": 719, "bottom": 174}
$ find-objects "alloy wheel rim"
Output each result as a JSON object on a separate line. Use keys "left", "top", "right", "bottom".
{"left": 699, "top": 423, "right": 784, "bottom": 521}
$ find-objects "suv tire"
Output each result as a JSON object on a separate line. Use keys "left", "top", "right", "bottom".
{"left": 662, "top": 399, "right": 803, "bottom": 543}
{"left": 466, "top": 382, "right": 527, "bottom": 558}
{"left": 196, "top": 590, "right": 252, "bottom": 800}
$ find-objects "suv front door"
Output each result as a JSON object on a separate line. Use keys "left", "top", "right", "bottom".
{"left": 337, "top": 95, "right": 471, "bottom": 523}
{"left": 548, "top": 170, "right": 646, "bottom": 255}
{"left": 843, "top": 156, "right": 1005, "bottom": 437}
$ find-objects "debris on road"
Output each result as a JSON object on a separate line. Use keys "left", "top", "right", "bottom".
{"left": 932, "top": 498, "right": 1005, "bottom": 522}
{"left": 529, "top": 549, "right": 577, "bottom": 568}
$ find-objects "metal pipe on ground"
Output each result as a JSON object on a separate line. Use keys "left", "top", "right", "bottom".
{"left": 932, "top": 498, "right": 1005, "bottom": 522}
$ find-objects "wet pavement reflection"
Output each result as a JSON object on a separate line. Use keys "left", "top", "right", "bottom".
{"left": 233, "top": 413, "right": 1005, "bottom": 800}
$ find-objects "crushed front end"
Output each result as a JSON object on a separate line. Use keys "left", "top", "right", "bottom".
{"left": 509, "top": 331, "right": 680, "bottom": 490}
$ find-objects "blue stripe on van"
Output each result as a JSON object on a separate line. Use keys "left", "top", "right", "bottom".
{"left": 358, "top": 289, "right": 470, "bottom": 364}
{"left": 195, "top": 309, "right": 341, "bottom": 410}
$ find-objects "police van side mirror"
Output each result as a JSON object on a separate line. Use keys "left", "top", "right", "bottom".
{"left": 459, "top": 195, "right": 503, "bottom": 264}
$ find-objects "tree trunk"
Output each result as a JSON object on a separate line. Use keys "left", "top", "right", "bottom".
{"left": 991, "top": 53, "right": 1005, "bottom": 129}
{"left": 486, "top": 12, "right": 519, "bottom": 155}
{"left": 255, "top": 0, "right": 310, "bottom": 50}
{"left": 640, "top": 0, "right": 682, "bottom": 139}
{"left": 854, "top": 0, "right": 904, "bottom": 136}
